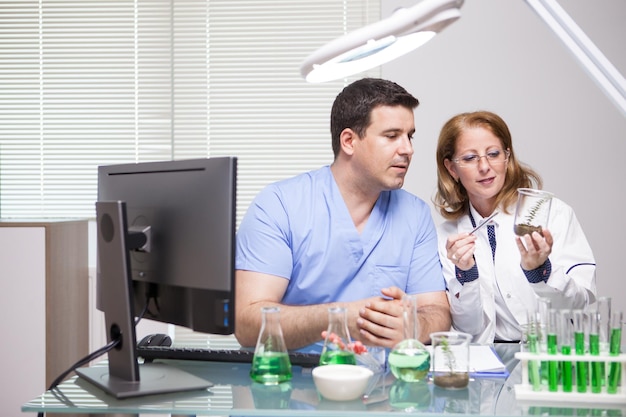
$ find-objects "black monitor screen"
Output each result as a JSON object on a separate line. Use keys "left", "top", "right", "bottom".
{"left": 97, "top": 157, "right": 237, "bottom": 334}
{"left": 77, "top": 157, "right": 237, "bottom": 398}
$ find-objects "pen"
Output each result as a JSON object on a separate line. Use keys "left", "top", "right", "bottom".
{"left": 469, "top": 211, "right": 499, "bottom": 235}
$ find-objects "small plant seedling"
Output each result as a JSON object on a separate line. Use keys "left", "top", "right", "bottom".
{"left": 433, "top": 335, "right": 469, "bottom": 389}
{"left": 514, "top": 197, "right": 548, "bottom": 237}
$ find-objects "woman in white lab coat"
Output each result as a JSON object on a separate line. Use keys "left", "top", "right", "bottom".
{"left": 433, "top": 111, "right": 596, "bottom": 344}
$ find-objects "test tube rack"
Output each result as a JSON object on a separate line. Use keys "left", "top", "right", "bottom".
{"left": 514, "top": 351, "right": 626, "bottom": 403}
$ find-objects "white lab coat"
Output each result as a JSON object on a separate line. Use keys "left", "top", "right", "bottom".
{"left": 437, "top": 198, "right": 596, "bottom": 344}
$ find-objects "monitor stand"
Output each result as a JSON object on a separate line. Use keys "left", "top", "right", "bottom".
{"left": 75, "top": 363, "right": 211, "bottom": 399}
{"left": 75, "top": 201, "right": 212, "bottom": 399}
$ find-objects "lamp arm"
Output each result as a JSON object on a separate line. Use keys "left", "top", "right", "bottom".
{"left": 524, "top": 0, "right": 626, "bottom": 118}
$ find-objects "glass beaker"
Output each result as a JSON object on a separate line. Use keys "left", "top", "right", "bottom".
{"left": 250, "top": 306, "right": 292, "bottom": 384}
{"left": 513, "top": 188, "right": 553, "bottom": 237}
{"left": 319, "top": 307, "right": 357, "bottom": 365}
{"left": 430, "top": 331, "right": 471, "bottom": 389}
{"left": 388, "top": 294, "right": 430, "bottom": 382}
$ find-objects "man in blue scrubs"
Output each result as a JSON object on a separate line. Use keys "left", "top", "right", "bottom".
{"left": 235, "top": 78, "right": 450, "bottom": 352}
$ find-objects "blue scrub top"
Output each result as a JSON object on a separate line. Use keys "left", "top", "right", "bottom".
{"left": 236, "top": 166, "right": 444, "bottom": 305}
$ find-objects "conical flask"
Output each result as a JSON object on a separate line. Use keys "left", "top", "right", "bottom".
{"left": 388, "top": 294, "right": 430, "bottom": 382}
{"left": 319, "top": 307, "right": 357, "bottom": 365}
{"left": 250, "top": 306, "right": 292, "bottom": 384}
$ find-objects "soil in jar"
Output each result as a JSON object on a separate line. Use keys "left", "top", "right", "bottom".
{"left": 433, "top": 372, "right": 469, "bottom": 389}
{"left": 514, "top": 224, "right": 543, "bottom": 237}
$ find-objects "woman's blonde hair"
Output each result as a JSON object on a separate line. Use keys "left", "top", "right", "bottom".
{"left": 433, "top": 111, "right": 542, "bottom": 220}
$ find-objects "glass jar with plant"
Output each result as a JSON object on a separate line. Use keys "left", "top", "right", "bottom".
{"left": 430, "top": 331, "right": 471, "bottom": 389}
{"left": 513, "top": 188, "right": 553, "bottom": 237}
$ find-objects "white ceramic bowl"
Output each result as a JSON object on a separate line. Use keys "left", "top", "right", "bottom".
{"left": 312, "top": 364, "right": 374, "bottom": 401}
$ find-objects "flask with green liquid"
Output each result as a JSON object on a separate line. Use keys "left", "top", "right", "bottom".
{"left": 319, "top": 307, "right": 357, "bottom": 365}
{"left": 250, "top": 306, "right": 293, "bottom": 384}
{"left": 388, "top": 294, "right": 430, "bottom": 382}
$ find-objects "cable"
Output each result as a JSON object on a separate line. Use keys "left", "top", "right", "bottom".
{"left": 37, "top": 337, "right": 121, "bottom": 417}
{"left": 48, "top": 338, "right": 120, "bottom": 390}
{"left": 37, "top": 295, "right": 152, "bottom": 415}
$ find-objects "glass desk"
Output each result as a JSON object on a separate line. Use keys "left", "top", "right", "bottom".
{"left": 22, "top": 344, "right": 626, "bottom": 416}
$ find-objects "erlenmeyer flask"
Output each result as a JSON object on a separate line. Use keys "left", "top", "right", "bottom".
{"left": 388, "top": 294, "right": 430, "bottom": 382}
{"left": 250, "top": 306, "right": 292, "bottom": 384}
{"left": 319, "top": 307, "right": 357, "bottom": 365}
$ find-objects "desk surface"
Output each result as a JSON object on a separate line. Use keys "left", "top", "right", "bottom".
{"left": 22, "top": 344, "right": 626, "bottom": 416}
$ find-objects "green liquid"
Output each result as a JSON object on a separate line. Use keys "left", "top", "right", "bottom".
{"left": 574, "top": 332, "right": 587, "bottom": 393}
{"left": 318, "top": 349, "right": 357, "bottom": 365}
{"left": 547, "top": 333, "right": 558, "bottom": 392}
{"left": 527, "top": 333, "right": 541, "bottom": 391}
{"left": 250, "top": 352, "right": 292, "bottom": 384}
{"left": 389, "top": 380, "right": 431, "bottom": 412}
{"left": 561, "top": 345, "right": 573, "bottom": 393}
{"left": 388, "top": 348, "right": 430, "bottom": 382}
{"left": 589, "top": 334, "right": 602, "bottom": 393}
{"left": 608, "top": 327, "right": 622, "bottom": 394}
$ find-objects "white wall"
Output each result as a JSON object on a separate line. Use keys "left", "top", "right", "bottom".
{"left": 382, "top": 0, "right": 626, "bottom": 325}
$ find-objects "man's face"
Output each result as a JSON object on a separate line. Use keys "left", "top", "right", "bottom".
{"left": 351, "top": 105, "right": 415, "bottom": 192}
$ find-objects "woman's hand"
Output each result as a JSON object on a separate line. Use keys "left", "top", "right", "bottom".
{"left": 516, "top": 228, "right": 553, "bottom": 270}
{"left": 445, "top": 233, "right": 477, "bottom": 271}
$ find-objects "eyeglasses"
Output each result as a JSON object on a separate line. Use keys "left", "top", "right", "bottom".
{"left": 452, "top": 149, "right": 510, "bottom": 168}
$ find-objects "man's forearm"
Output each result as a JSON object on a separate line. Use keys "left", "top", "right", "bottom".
{"left": 236, "top": 302, "right": 337, "bottom": 350}
{"left": 417, "top": 304, "right": 452, "bottom": 344}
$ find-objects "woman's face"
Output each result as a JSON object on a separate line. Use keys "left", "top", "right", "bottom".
{"left": 443, "top": 126, "right": 508, "bottom": 215}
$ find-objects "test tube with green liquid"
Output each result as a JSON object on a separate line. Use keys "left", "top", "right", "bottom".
{"left": 573, "top": 309, "right": 588, "bottom": 393}
{"left": 596, "top": 296, "right": 611, "bottom": 385}
{"left": 526, "top": 310, "right": 542, "bottom": 391}
{"left": 589, "top": 311, "right": 603, "bottom": 393}
{"left": 558, "top": 309, "right": 574, "bottom": 392}
{"left": 546, "top": 309, "right": 559, "bottom": 392}
{"left": 537, "top": 298, "right": 551, "bottom": 384}
{"left": 607, "top": 310, "right": 623, "bottom": 394}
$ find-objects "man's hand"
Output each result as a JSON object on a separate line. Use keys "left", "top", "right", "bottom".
{"left": 355, "top": 286, "right": 405, "bottom": 348}
{"left": 357, "top": 287, "right": 451, "bottom": 347}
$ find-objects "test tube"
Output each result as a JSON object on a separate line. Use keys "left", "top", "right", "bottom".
{"left": 546, "top": 309, "right": 559, "bottom": 392}
{"left": 588, "top": 311, "right": 603, "bottom": 393}
{"left": 573, "top": 309, "right": 588, "bottom": 393}
{"left": 607, "top": 311, "right": 623, "bottom": 394}
{"left": 558, "top": 309, "right": 574, "bottom": 392}
{"left": 526, "top": 309, "right": 542, "bottom": 391}
{"left": 537, "top": 298, "right": 551, "bottom": 384}
{"left": 596, "top": 297, "right": 612, "bottom": 352}
{"left": 596, "top": 297, "right": 611, "bottom": 386}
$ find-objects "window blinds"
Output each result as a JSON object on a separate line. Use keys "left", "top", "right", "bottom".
{"left": 0, "top": 0, "right": 380, "bottom": 223}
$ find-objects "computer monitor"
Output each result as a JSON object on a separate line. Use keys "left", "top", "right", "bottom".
{"left": 76, "top": 157, "right": 237, "bottom": 398}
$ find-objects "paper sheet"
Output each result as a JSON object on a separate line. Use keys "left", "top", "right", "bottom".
{"left": 428, "top": 345, "right": 508, "bottom": 376}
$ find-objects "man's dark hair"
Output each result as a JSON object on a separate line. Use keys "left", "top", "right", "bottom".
{"left": 330, "top": 78, "right": 419, "bottom": 158}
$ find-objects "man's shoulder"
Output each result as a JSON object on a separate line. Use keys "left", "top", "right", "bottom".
{"left": 253, "top": 166, "right": 329, "bottom": 208}
{"left": 266, "top": 166, "right": 329, "bottom": 191}
{"left": 388, "top": 188, "right": 430, "bottom": 210}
